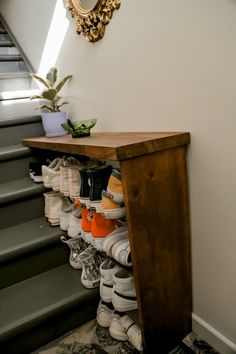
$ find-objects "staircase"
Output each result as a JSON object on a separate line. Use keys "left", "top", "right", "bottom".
{"left": 0, "top": 20, "right": 99, "bottom": 354}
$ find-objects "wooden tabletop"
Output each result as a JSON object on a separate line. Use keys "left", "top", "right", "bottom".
{"left": 22, "top": 132, "right": 190, "bottom": 161}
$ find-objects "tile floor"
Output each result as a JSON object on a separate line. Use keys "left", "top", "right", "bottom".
{"left": 34, "top": 319, "right": 220, "bottom": 354}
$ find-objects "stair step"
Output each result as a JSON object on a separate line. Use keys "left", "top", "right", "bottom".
{"left": 0, "top": 217, "right": 68, "bottom": 288}
{"left": 0, "top": 193, "right": 45, "bottom": 230}
{"left": 0, "top": 54, "right": 23, "bottom": 62}
{"left": 0, "top": 88, "right": 39, "bottom": 101}
{"left": 0, "top": 177, "right": 46, "bottom": 205}
{"left": 0, "top": 114, "right": 44, "bottom": 146}
{"left": 0, "top": 98, "right": 39, "bottom": 119}
{"left": 0, "top": 217, "right": 64, "bottom": 262}
{"left": 0, "top": 61, "right": 27, "bottom": 73}
{"left": 0, "top": 144, "right": 31, "bottom": 162}
{"left": 0, "top": 264, "right": 99, "bottom": 349}
{"left": 0, "top": 71, "right": 30, "bottom": 79}
{"left": 0, "top": 41, "right": 14, "bottom": 47}
{"left": 0, "top": 29, "right": 7, "bottom": 35}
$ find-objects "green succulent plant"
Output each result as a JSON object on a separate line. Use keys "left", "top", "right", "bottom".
{"left": 30, "top": 67, "right": 72, "bottom": 112}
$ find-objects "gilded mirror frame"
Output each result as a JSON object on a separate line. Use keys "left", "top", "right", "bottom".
{"left": 65, "top": 0, "right": 121, "bottom": 42}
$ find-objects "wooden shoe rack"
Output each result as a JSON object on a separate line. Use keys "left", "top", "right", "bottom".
{"left": 22, "top": 132, "right": 192, "bottom": 353}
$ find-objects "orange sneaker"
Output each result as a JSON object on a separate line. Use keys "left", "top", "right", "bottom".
{"left": 107, "top": 169, "right": 124, "bottom": 204}
{"left": 101, "top": 190, "right": 126, "bottom": 219}
{"left": 81, "top": 207, "right": 93, "bottom": 244}
{"left": 91, "top": 212, "right": 118, "bottom": 250}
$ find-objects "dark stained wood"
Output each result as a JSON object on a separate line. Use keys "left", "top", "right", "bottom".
{"left": 22, "top": 132, "right": 190, "bottom": 161}
{"left": 120, "top": 146, "right": 192, "bottom": 353}
{"left": 22, "top": 131, "right": 191, "bottom": 353}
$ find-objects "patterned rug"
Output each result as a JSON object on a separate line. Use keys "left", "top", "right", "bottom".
{"left": 34, "top": 320, "right": 219, "bottom": 354}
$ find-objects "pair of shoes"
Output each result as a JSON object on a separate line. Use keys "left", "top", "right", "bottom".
{"left": 42, "top": 157, "right": 66, "bottom": 191}
{"left": 103, "top": 226, "right": 132, "bottom": 267}
{"left": 100, "top": 169, "right": 125, "bottom": 219}
{"left": 59, "top": 156, "right": 81, "bottom": 197}
{"left": 61, "top": 235, "right": 88, "bottom": 269}
{"left": 59, "top": 197, "right": 76, "bottom": 231}
{"left": 44, "top": 191, "right": 64, "bottom": 225}
{"left": 78, "top": 246, "right": 104, "bottom": 288}
{"left": 80, "top": 208, "right": 118, "bottom": 251}
{"left": 67, "top": 205, "right": 82, "bottom": 238}
{"left": 79, "top": 164, "right": 112, "bottom": 210}
{"left": 100, "top": 258, "right": 137, "bottom": 312}
{"left": 96, "top": 301, "right": 142, "bottom": 350}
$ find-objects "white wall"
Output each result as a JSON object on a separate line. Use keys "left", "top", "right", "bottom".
{"left": 1, "top": 0, "right": 236, "bottom": 352}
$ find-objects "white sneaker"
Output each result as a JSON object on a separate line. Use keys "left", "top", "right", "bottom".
{"left": 103, "top": 226, "right": 128, "bottom": 257}
{"left": 67, "top": 206, "right": 82, "bottom": 238}
{"left": 42, "top": 157, "right": 65, "bottom": 190}
{"left": 61, "top": 236, "right": 88, "bottom": 269}
{"left": 96, "top": 300, "right": 113, "bottom": 328}
{"left": 59, "top": 198, "right": 76, "bottom": 231}
{"left": 109, "top": 312, "right": 128, "bottom": 341}
{"left": 46, "top": 192, "right": 64, "bottom": 226}
{"left": 120, "top": 315, "right": 143, "bottom": 351}
{"left": 112, "top": 269, "right": 137, "bottom": 312}
{"left": 100, "top": 258, "right": 122, "bottom": 303}
{"left": 111, "top": 238, "right": 132, "bottom": 267}
{"left": 60, "top": 157, "right": 81, "bottom": 197}
{"left": 43, "top": 191, "right": 59, "bottom": 218}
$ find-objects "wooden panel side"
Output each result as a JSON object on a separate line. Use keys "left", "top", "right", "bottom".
{"left": 120, "top": 147, "right": 192, "bottom": 353}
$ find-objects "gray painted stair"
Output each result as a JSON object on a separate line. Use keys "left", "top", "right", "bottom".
{"left": 0, "top": 217, "right": 67, "bottom": 289}
{"left": 0, "top": 18, "right": 98, "bottom": 354}
{"left": 0, "top": 264, "right": 99, "bottom": 354}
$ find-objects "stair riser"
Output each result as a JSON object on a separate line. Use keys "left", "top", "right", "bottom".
{"left": 0, "top": 298, "right": 99, "bottom": 354}
{"left": 0, "top": 33, "right": 10, "bottom": 41}
{"left": 0, "top": 61, "right": 23, "bottom": 73}
{"left": 0, "top": 244, "right": 68, "bottom": 290}
{"left": 0, "top": 156, "right": 38, "bottom": 183}
{"left": 0, "top": 121, "right": 44, "bottom": 146}
{"left": 0, "top": 99, "right": 39, "bottom": 117}
{"left": 0, "top": 194, "right": 44, "bottom": 229}
{"left": 0, "top": 47, "right": 19, "bottom": 55}
{"left": 0, "top": 77, "right": 31, "bottom": 92}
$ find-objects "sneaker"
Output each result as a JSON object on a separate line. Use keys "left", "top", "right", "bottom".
{"left": 61, "top": 235, "right": 88, "bottom": 269}
{"left": 68, "top": 160, "right": 101, "bottom": 200}
{"left": 46, "top": 191, "right": 64, "bottom": 225}
{"left": 112, "top": 269, "right": 137, "bottom": 312}
{"left": 67, "top": 205, "right": 82, "bottom": 238}
{"left": 88, "top": 165, "right": 112, "bottom": 212}
{"left": 60, "top": 157, "right": 81, "bottom": 197}
{"left": 111, "top": 238, "right": 132, "bottom": 267}
{"left": 43, "top": 190, "right": 58, "bottom": 218}
{"left": 59, "top": 198, "right": 76, "bottom": 231}
{"left": 120, "top": 315, "right": 143, "bottom": 351}
{"left": 101, "top": 190, "right": 126, "bottom": 219}
{"left": 81, "top": 207, "right": 93, "bottom": 244}
{"left": 107, "top": 169, "right": 124, "bottom": 204}
{"left": 78, "top": 246, "right": 104, "bottom": 288}
{"left": 91, "top": 212, "right": 118, "bottom": 251}
{"left": 79, "top": 168, "right": 91, "bottom": 207}
{"left": 42, "top": 157, "right": 65, "bottom": 190}
{"left": 103, "top": 226, "right": 129, "bottom": 257}
{"left": 29, "top": 161, "right": 44, "bottom": 183}
{"left": 109, "top": 311, "right": 128, "bottom": 341}
{"left": 100, "top": 258, "right": 122, "bottom": 303}
{"left": 96, "top": 300, "right": 114, "bottom": 328}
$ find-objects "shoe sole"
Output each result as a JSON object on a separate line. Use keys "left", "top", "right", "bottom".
{"left": 101, "top": 207, "right": 126, "bottom": 219}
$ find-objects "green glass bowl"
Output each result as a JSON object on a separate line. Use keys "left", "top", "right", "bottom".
{"left": 61, "top": 118, "right": 97, "bottom": 138}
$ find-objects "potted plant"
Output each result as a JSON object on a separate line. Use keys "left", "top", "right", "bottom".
{"left": 30, "top": 67, "right": 72, "bottom": 137}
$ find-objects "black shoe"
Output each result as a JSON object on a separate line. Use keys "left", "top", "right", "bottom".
{"left": 79, "top": 168, "right": 91, "bottom": 207}
{"left": 88, "top": 165, "right": 112, "bottom": 212}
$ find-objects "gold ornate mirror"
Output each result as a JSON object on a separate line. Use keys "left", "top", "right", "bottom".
{"left": 65, "top": 0, "right": 121, "bottom": 42}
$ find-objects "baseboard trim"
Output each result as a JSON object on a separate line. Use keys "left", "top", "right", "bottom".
{"left": 192, "top": 313, "right": 236, "bottom": 354}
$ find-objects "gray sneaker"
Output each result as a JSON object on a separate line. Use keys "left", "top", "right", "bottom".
{"left": 78, "top": 246, "right": 104, "bottom": 288}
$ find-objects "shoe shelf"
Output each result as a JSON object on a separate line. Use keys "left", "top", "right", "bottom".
{"left": 22, "top": 132, "right": 191, "bottom": 353}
